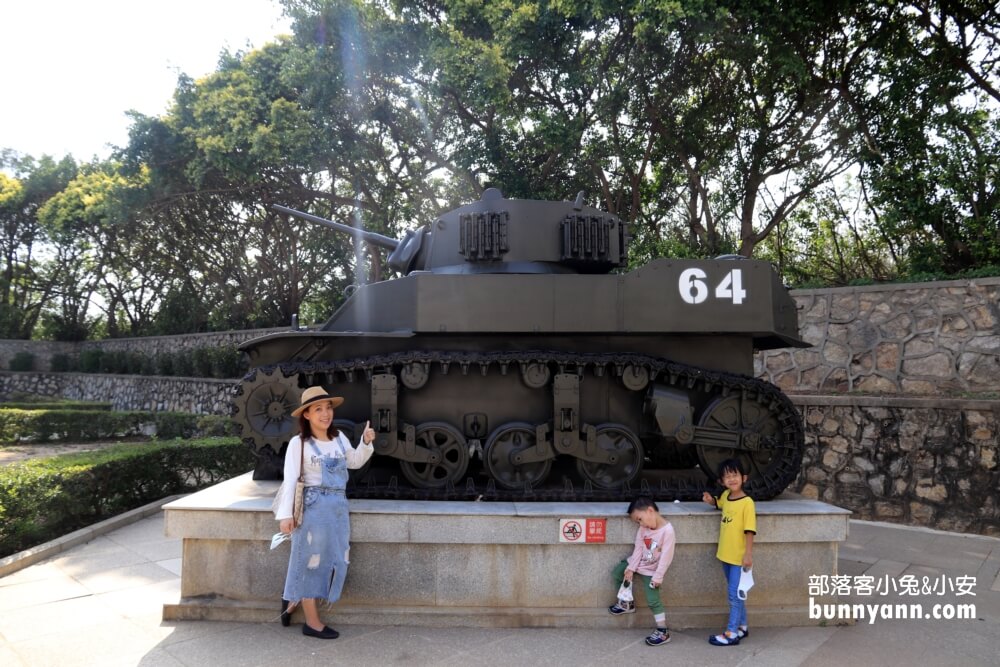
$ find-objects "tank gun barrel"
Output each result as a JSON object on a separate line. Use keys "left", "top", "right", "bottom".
{"left": 272, "top": 204, "right": 399, "bottom": 251}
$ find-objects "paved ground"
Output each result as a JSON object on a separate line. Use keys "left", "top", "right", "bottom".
{"left": 1, "top": 508, "right": 998, "bottom": 667}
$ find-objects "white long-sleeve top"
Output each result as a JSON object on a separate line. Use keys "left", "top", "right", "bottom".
{"left": 274, "top": 433, "right": 374, "bottom": 520}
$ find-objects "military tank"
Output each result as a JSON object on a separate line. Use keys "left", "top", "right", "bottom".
{"left": 232, "top": 189, "right": 807, "bottom": 501}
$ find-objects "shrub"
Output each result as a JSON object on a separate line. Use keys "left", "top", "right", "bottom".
{"left": 50, "top": 353, "right": 76, "bottom": 372}
{"left": 172, "top": 350, "right": 195, "bottom": 377}
{"left": 124, "top": 351, "right": 146, "bottom": 375}
{"left": 100, "top": 350, "right": 129, "bottom": 374}
{"left": 193, "top": 347, "right": 214, "bottom": 377}
{"left": 79, "top": 349, "right": 103, "bottom": 373}
{"left": 139, "top": 355, "right": 158, "bottom": 376}
{"left": 9, "top": 352, "right": 35, "bottom": 372}
{"left": 0, "top": 401, "right": 111, "bottom": 411}
{"left": 0, "top": 408, "right": 204, "bottom": 443}
{"left": 195, "top": 414, "right": 238, "bottom": 437}
{"left": 0, "top": 437, "right": 253, "bottom": 557}
{"left": 210, "top": 346, "right": 245, "bottom": 378}
{"left": 155, "top": 352, "right": 174, "bottom": 376}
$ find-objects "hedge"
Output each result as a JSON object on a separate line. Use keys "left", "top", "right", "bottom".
{"left": 9, "top": 352, "right": 35, "bottom": 372}
{"left": 0, "top": 409, "right": 236, "bottom": 444}
{"left": 0, "top": 437, "right": 253, "bottom": 557}
{"left": 53, "top": 345, "right": 246, "bottom": 379}
{"left": 0, "top": 401, "right": 112, "bottom": 411}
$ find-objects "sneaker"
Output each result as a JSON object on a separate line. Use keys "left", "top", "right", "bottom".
{"left": 645, "top": 629, "right": 671, "bottom": 646}
{"left": 608, "top": 601, "right": 636, "bottom": 615}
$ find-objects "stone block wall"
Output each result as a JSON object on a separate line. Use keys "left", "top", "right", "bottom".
{"left": 75, "top": 327, "right": 291, "bottom": 357}
{"left": 757, "top": 277, "right": 1000, "bottom": 396}
{"left": 790, "top": 396, "right": 999, "bottom": 536}
{"left": 0, "top": 372, "right": 236, "bottom": 415}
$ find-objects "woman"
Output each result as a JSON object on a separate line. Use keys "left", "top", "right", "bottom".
{"left": 275, "top": 386, "right": 375, "bottom": 639}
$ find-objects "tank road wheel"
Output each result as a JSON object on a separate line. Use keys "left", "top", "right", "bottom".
{"left": 400, "top": 422, "right": 470, "bottom": 489}
{"left": 695, "top": 394, "right": 802, "bottom": 499}
{"left": 483, "top": 422, "right": 553, "bottom": 489}
{"left": 233, "top": 366, "right": 300, "bottom": 453}
{"left": 575, "top": 424, "right": 644, "bottom": 489}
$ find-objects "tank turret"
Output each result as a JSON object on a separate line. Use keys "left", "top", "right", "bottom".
{"left": 234, "top": 190, "right": 807, "bottom": 501}
{"left": 276, "top": 187, "right": 627, "bottom": 276}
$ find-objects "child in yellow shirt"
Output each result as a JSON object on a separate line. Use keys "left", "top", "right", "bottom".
{"left": 702, "top": 458, "right": 756, "bottom": 646}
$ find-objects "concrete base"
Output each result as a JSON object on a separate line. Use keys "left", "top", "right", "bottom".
{"left": 163, "top": 473, "right": 850, "bottom": 628}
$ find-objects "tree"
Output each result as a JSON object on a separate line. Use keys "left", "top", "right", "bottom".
{"left": 0, "top": 152, "right": 78, "bottom": 338}
{"left": 847, "top": 1, "right": 1000, "bottom": 274}
{"left": 38, "top": 163, "right": 167, "bottom": 337}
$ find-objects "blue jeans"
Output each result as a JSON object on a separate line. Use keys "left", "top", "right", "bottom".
{"left": 722, "top": 561, "right": 747, "bottom": 633}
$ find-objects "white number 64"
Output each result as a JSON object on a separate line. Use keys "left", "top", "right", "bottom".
{"left": 678, "top": 268, "right": 746, "bottom": 305}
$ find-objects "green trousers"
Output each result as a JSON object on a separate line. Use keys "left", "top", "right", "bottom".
{"left": 612, "top": 559, "right": 665, "bottom": 615}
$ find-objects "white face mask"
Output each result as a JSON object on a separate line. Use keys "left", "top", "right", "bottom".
{"left": 270, "top": 532, "right": 291, "bottom": 550}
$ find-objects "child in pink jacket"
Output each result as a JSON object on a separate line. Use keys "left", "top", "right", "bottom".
{"left": 608, "top": 496, "right": 676, "bottom": 646}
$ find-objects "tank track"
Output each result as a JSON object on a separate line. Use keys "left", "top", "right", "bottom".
{"left": 234, "top": 349, "right": 804, "bottom": 502}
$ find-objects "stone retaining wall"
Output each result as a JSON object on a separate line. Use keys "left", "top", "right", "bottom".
{"left": 758, "top": 277, "right": 1000, "bottom": 395}
{"left": 0, "top": 372, "right": 236, "bottom": 415}
{"left": 791, "top": 395, "right": 999, "bottom": 535}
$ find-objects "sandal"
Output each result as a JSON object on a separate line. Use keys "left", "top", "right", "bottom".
{"left": 709, "top": 631, "right": 741, "bottom": 646}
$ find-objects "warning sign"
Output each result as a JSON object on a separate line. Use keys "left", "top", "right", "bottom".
{"left": 560, "top": 519, "right": 583, "bottom": 542}
{"left": 559, "top": 518, "right": 607, "bottom": 543}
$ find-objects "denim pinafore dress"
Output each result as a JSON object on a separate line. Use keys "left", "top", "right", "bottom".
{"left": 282, "top": 437, "right": 351, "bottom": 603}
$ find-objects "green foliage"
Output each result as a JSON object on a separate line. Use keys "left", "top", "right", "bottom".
{"left": 757, "top": 188, "right": 897, "bottom": 288}
{"left": 0, "top": 400, "right": 111, "bottom": 411}
{"left": 195, "top": 414, "right": 240, "bottom": 437}
{"left": 0, "top": 408, "right": 204, "bottom": 444}
{"left": 99, "top": 350, "right": 124, "bottom": 374}
{"left": 8, "top": 352, "right": 35, "bottom": 372}
{"left": 155, "top": 351, "right": 174, "bottom": 376}
{"left": 193, "top": 347, "right": 213, "bottom": 377}
{"left": 171, "top": 350, "right": 194, "bottom": 377}
{"left": 49, "top": 353, "right": 77, "bottom": 372}
{"left": 209, "top": 346, "right": 246, "bottom": 378}
{"left": 151, "top": 284, "right": 210, "bottom": 335}
{"left": 37, "top": 310, "right": 93, "bottom": 342}
{"left": 0, "top": 437, "right": 252, "bottom": 557}
{"left": 78, "top": 349, "right": 103, "bottom": 373}
{"left": 0, "top": 154, "right": 79, "bottom": 340}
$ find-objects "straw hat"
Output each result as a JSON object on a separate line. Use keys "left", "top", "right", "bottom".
{"left": 292, "top": 386, "right": 345, "bottom": 417}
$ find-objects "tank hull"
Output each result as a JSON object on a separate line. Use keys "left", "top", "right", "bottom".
{"left": 233, "top": 232, "right": 806, "bottom": 501}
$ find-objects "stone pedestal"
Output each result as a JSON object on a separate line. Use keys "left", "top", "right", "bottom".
{"left": 163, "top": 473, "right": 849, "bottom": 628}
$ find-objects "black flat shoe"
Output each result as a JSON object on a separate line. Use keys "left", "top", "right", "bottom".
{"left": 280, "top": 599, "right": 291, "bottom": 627}
{"left": 302, "top": 624, "right": 339, "bottom": 639}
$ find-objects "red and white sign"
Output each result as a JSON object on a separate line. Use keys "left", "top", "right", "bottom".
{"left": 559, "top": 518, "right": 607, "bottom": 543}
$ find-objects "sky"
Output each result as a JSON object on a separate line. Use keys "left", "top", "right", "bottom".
{"left": 0, "top": 0, "right": 292, "bottom": 162}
